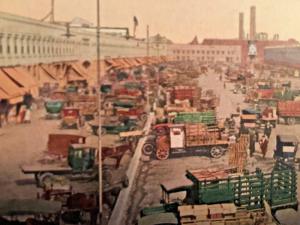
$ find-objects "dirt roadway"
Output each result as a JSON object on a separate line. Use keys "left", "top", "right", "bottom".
{"left": 0, "top": 109, "right": 98, "bottom": 200}
{"left": 0, "top": 110, "right": 60, "bottom": 199}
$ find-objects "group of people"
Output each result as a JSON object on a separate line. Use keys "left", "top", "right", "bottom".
{"left": 248, "top": 122, "right": 272, "bottom": 159}
{"left": 0, "top": 92, "right": 33, "bottom": 127}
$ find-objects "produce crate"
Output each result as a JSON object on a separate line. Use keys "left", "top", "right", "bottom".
{"left": 174, "top": 111, "right": 216, "bottom": 125}
{"left": 184, "top": 160, "right": 297, "bottom": 211}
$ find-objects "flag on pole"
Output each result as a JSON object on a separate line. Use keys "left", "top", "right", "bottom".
{"left": 133, "top": 16, "right": 138, "bottom": 37}
{"left": 133, "top": 16, "right": 139, "bottom": 26}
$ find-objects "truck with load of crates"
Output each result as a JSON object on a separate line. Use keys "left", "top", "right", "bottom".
{"left": 142, "top": 117, "right": 228, "bottom": 160}
{"left": 138, "top": 160, "right": 297, "bottom": 225}
{"left": 277, "top": 100, "right": 300, "bottom": 125}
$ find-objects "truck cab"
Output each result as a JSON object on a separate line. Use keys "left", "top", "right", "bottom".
{"left": 274, "top": 135, "right": 298, "bottom": 160}
{"left": 68, "top": 144, "right": 97, "bottom": 172}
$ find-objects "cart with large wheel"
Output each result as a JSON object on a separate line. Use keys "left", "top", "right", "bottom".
{"left": 142, "top": 123, "right": 228, "bottom": 160}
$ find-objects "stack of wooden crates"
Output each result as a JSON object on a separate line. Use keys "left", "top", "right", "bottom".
{"left": 185, "top": 123, "right": 219, "bottom": 147}
{"left": 228, "top": 134, "right": 249, "bottom": 173}
{"left": 178, "top": 203, "right": 273, "bottom": 225}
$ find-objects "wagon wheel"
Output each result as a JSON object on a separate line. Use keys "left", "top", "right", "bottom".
{"left": 210, "top": 146, "right": 223, "bottom": 158}
{"left": 37, "top": 172, "right": 54, "bottom": 188}
{"left": 129, "top": 126, "right": 136, "bottom": 131}
{"left": 156, "top": 147, "right": 170, "bottom": 160}
{"left": 140, "top": 113, "right": 147, "bottom": 122}
{"left": 142, "top": 142, "right": 155, "bottom": 156}
{"left": 101, "top": 127, "right": 107, "bottom": 135}
{"left": 156, "top": 136, "right": 170, "bottom": 160}
{"left": 287, "top": 117, "right": 296, "bottom": 125}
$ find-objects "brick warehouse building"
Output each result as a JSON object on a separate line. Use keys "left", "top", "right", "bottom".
{"left": 202, "top": 38, "right": 298, "bottom": 65}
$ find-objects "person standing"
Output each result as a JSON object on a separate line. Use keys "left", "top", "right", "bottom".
{"left": 259, "top": 135, "right": 269, "bottom": 158}
{"left": 249, "top": 129, "right": 256, "bottom": 157}
{"left": 23, "top": 92, "right": 33, "bottom": 123}
{"left": 264, "top": 122, "right": 272, "bottom": 138}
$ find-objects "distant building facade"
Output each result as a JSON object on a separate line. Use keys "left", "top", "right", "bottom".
{"left": 264, "top": 45, "right": 300, "bottom": 68}
{"left": 202, "top": 39, "right": 298, "bottom": 65}
{"left": 0, "top": 11, "right": 168, "bottom": 67}
{"left": 168, "top": 43, "right": 242, "bottom": 64}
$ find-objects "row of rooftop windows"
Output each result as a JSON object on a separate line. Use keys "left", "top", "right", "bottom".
{"left": 172, "top": 49, "right": 237, "bottom": 55}
{"left": 177, "top": 55, "right": 240, "bottom": 62}
{"left": 0, "top": 38, "right": 93, "bottom": 57}
{"left": 0, "top": 44, "right": 75, "bottom": 56}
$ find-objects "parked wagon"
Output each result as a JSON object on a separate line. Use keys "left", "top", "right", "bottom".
{"left": 89, "top": 119, "right": 137, "bottom": 135}
{"left": 44, "top": 100, "right": 64, "bottom": 119}
{"left": 143, "top": 123, "right": 228, "bottom": 160}
{"left": 115, "top": 107, "right": 147, "bottom": 122}
{"left": 274, "top": 135, "right": 299, "bottom": 160}
{"left": 277, "top": 100, "right": 300, "bottom": 125}
{"left": 61, "top": 107, "right": 80, "bottom": 129}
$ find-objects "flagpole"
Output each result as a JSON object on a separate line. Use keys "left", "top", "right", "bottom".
{"left": 96, "top": 0, "right": 102, "bottom": 222}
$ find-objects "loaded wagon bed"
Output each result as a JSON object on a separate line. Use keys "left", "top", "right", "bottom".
{"left": 21, "top": 164, "right": 73, "bottom": 175}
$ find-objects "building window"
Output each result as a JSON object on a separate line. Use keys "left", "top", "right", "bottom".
{"left": 177, "top": 56, "right": 180, "bottom": 60}
{"left": 197, "top": 50, "right": 200, "bottom": 54}
{"left": 216, "top": 51, "right": 219, "bottom": 54}
{"left": 7, "top": 45, "right": 10, "bottom": 54}
{"left": 192, "top": 50, "right": 195, "bottom": 54}
{"left": 14, "top": 45, "right": 17, "bottom": 54}
{"left": 221, "top": 51, "right": 225, "bottom": 55}
{"left": 38, "top": 46, "right": 40, "bottom": 54}
{"left": 212, "top": 51, "right": 215, "bottom": 54}
{"left": 33, "top": 46, "right": 35, "bottom": 54}
{"left": 182, "top": 50, "right": 185, "bottom": 54}
{"left": 187, "top": 50, "right": 190, "bottom": 54}
{"left": 21, "top": 46, "right": 24, "bottom": 54}
{"left": 207, "top": 51, "right": 210, "bottom": 54}
{"left": 0, "top": 44, "right": 2, "bottom": 55}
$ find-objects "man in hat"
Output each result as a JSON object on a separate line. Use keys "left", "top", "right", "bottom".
{"left": 264, "top": 122, "right": 272, "bottom": 138}
{"left": 249, "top": 129, "right": 257, "bottom": 157}
{"left": 259, "top": 135, "right": 269, "bottom": 159}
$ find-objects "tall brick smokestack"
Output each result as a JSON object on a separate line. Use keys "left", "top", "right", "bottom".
{"left": 250, "top": 6, "right": 256, "bottom": 40}
{"left": 239, "top": 12, "right": 244, "bottom": 40}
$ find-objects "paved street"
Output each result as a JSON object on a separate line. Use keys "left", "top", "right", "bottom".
{"left": 124, "top": 70, "right": 300, "bottom": 225}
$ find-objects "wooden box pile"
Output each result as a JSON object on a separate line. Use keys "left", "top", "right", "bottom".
{"left": 172, "top": 86, "right": 196, "bottom": 101}
{"left": 185, "top": 124, "right": 219, "bottom": 147}
{"left": 174, "top": 111, "right": 216, "bottom": 125}
{"left": 178, "top": 203, "right": 273, "bottom": 225}
{"left": 228, "top": 135, "right": 249, "bottom": 173}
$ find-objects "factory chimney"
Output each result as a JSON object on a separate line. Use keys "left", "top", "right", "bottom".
{"left": 238, "top": 12, "right": 244, "bottom": 40}
{"left": 250, "top": 6, "right": 256, "bottom": 40}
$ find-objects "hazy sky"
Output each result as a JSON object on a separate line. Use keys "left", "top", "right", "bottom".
{"left": 1, "top": 0, "right": 300, "bottom": 43}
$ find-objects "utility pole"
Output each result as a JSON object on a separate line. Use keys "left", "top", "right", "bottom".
{"left": 146, "top": 25, "right": 150, "bottom": 112}
{"left": 96, "top": 0, "right": 102, "bottom": 221}
{"left": 146, "top": 25, "right": 149, "bottom": 60}
{"left": 50, "top": 0, "right": 55, "bottom": 23}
